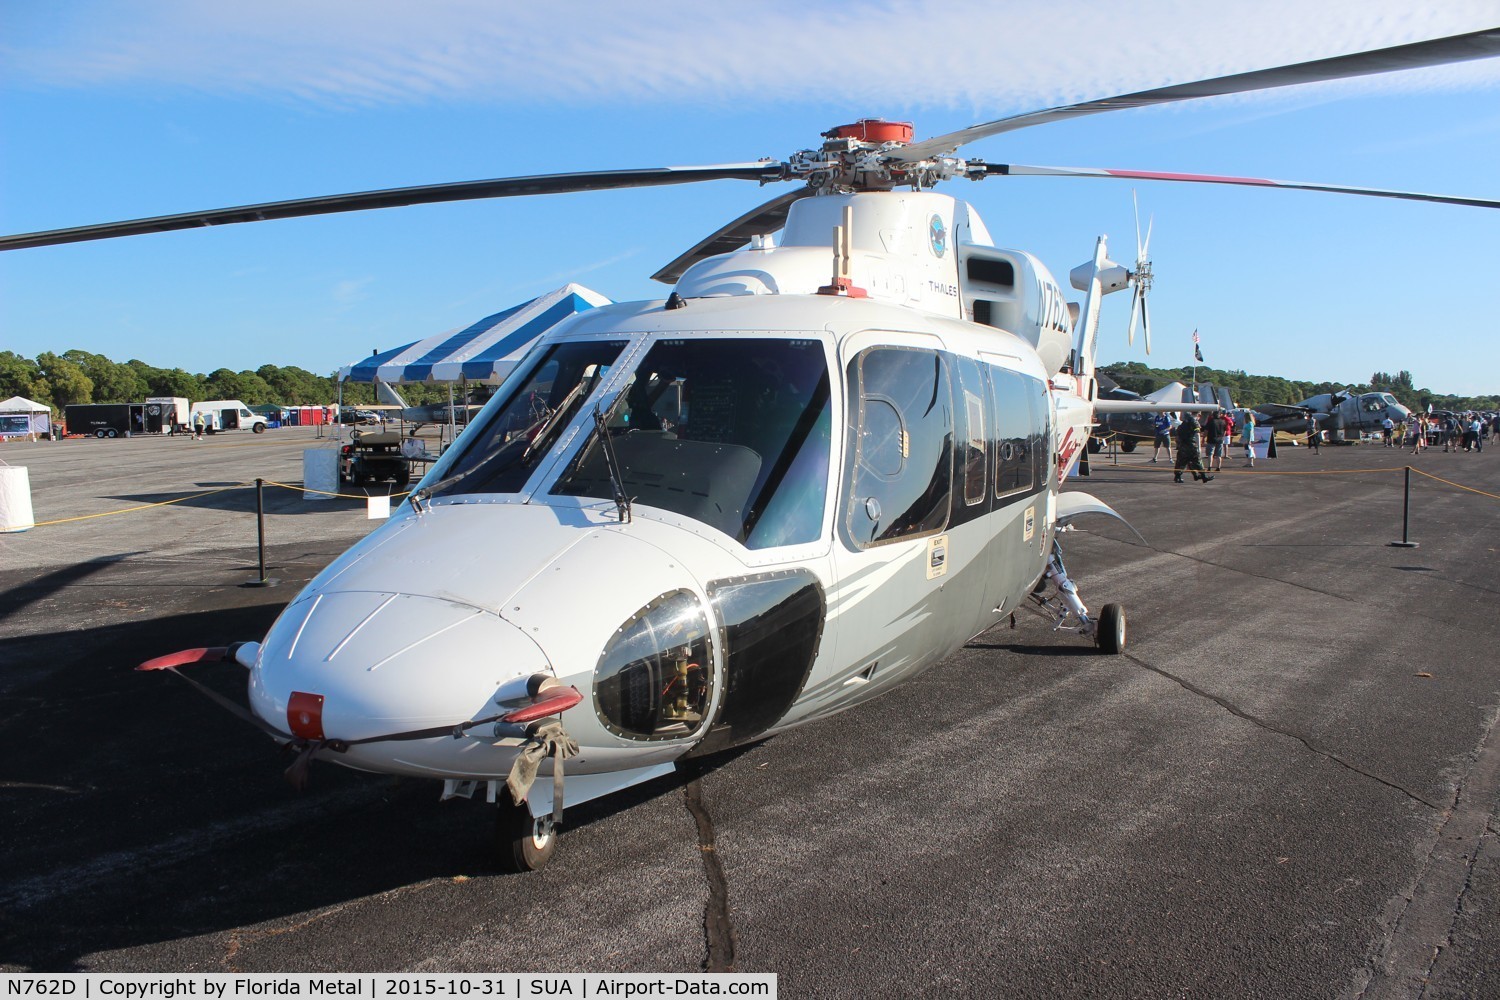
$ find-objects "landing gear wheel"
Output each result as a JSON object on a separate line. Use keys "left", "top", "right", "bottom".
{"left": 1087, "top": 437, "right": 1103, "bottom": 454}
{"left": 1096, "top": 603, "right": 1126, "bottom": 654}
{"left": 496, "top": 790, "right": 557, "bottom": 872}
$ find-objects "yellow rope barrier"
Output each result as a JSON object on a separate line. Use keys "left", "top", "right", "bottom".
{"left": 30, "top": 484, "right": 245, "bottom": 527}
{"left": 1408, "top": 466, "right": 1500, "bottom": 502}
{"left": 260, "top": 479, "right": 413, "bottom": 501}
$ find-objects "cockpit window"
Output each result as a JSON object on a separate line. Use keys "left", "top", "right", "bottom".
{"left": 426, "top": 339, "right": 628, "bottom": 498}
{"left": 551, "top": 338, "right": 831, "bottom": 548}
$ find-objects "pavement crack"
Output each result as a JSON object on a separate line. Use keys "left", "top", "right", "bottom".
{"left": 1151, "top": 544, "right": 1496, "bottom": 641}
{"left": 1124, "top": 653, "right": 1445, "bottom": 812}
{"left": 1363, "top": 707, "right": 1500, "bottom": 1000}
{"left": 682, "top": 772, "right": 737, "bottom": 973}
{"left": 220, "top": 880, "right": 436, "bottom": 971}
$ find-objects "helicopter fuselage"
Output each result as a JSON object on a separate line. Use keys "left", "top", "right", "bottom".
{"left": 246, "top": 241, "right": 1087, "bottom": 813}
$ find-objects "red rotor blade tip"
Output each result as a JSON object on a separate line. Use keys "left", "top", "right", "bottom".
{"left": 137, "top": 647, "right": 227, "bottom": 671}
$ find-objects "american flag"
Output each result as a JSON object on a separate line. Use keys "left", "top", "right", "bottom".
{"left": 1191, "top": 329, "right": 1200, "bottom": 344}
{"left": 1192, "top": 329, "right": 1204, "bottom": 363}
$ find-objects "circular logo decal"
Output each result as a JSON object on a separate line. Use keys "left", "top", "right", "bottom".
{"left": 928, "top": 214, "right": 947, "bottom": 258}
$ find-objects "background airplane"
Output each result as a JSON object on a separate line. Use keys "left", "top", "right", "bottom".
{"left": 1253, "top": 390, "right": 1412, "bottom": 441}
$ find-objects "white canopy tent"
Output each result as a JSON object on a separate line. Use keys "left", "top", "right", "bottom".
{"left": 0, "top": 395, "right": 51, "bottom": 440}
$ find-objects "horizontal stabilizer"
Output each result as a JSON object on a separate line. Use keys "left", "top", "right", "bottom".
{"left": 1056, "top": 491, "right": 1147, "bottom": 545}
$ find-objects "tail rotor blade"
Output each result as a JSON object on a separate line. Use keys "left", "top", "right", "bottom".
{"left": 1133, "top": 190, "right": 1144, "bottom": 258}
{"left": 1127, "top": 286, "right": 1142, "bottom": 346}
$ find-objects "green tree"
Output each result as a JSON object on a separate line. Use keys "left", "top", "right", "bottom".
{"left": 65, "top": 349, "right": 147, "bottom": 402}
{"left": 0, "top": 351, "right": 48, "bottom": 403}
{"left": 35, "top": 352, "right": 95, "bottom": 408}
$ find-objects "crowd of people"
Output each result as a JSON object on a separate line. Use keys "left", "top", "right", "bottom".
{"left": 1135, "top": 407, "right": 1496, "bottom": 483}
{"left": 1394, "top": 412, "right": 1496, "bottom": 455}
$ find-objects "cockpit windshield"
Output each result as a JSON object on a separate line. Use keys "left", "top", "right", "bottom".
{"left": 426, "top": 339, "right": 628, "bottom": 499}
{"left": 550, "top": 338, "right": 831, "bottom": 548}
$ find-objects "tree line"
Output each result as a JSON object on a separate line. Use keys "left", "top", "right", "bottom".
{"left": 1101, "top": 361, "right": 1499, "bottom": 414}
{"left": 3, "top": 349, "right": 1495, "bottom": 417}
{"left": 0, "top": 350, "right": 451, "bottom": 414}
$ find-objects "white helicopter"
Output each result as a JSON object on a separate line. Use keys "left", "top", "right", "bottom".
{"left": 7, "top": 29, "right": 1500, "bottom": 871}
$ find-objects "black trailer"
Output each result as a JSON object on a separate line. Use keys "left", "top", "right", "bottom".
{"left": 65, "top": 403, "right": 148, "bottom": 438}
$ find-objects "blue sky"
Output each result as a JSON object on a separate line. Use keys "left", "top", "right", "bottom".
{"left": 3, "top": 1, "right": 1499, "bottom": 396}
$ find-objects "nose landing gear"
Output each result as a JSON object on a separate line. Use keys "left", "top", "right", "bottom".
{"left": 497, "top": 789, "right": 557, "bottom": 872}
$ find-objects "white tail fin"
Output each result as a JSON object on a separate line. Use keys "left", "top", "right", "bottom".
{"left": 375, "top": 379, "right": 408, "bottom": 409}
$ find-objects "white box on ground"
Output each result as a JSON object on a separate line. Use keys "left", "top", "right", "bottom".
{"left": 302, "top": 449, "right": 339, "bottom": 501}
{"left": 0, "top": 465, "right": 35, "bottom": 532}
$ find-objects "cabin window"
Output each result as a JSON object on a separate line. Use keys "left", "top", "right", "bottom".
{"left": 844, "top": 347, "right": 952, "bottom": 547}
{"left": 426, "top": 339, "right": 628, "bottom": 498}
{"left": 955, "top": 356, "right": 988, "bottom": 507}
{"left": 551, "top": 338, "right": 831, "bottom": 548}
{"left": 991, "top": 365, "right": 1046, "bottom": 500}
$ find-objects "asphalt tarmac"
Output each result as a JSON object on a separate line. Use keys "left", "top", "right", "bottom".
{"left": 2, "top": 427, "right": 1497, "bottom": 998}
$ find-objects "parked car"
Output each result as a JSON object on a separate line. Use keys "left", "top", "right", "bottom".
{"left": 337, "top": 409, "right": 381, "bottom": 425}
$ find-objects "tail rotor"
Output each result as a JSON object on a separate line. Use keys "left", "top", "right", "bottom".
{"left": 1127, "top": 191, "right": 1154, "bottom": 354}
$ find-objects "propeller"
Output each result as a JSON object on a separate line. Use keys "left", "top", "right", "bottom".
{"left": 0, "top": 163, "right": 786, "bottom": 252}
{"left": 1126, "top": 192, "right": 1154, "bottom": 354}
{"left": 977, "top": 163, "right": 1500, "bottom": 211}
{"left": 3, "top": 27, "right": 1499, "bottom": 254}
{"left": 893, "top": 27, "right": 1500, "bottom": 162}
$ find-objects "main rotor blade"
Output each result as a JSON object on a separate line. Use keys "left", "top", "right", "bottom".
{"left": 0, "top": 163, "right": 787, "bottom": 252}
{"left": 650, "top": 188, "right": 811, "bottom": 284}
{"left": 982, "top": 163, "right": 1500, "bottom": 210}
{"left": 900, "top": 27, "right": 1500, "bottom": 160}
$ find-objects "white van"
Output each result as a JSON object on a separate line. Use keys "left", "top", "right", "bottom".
{"left": 190, "top": 399, "right": 268, "bottom": 433}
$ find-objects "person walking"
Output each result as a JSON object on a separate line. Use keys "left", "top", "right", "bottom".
{"left": 1150, "top": 412, "right": 1173, "bottom": 463}
{"left": 192, "top": 411, "right": 206, "bottom": 441}
{"left": 1412, "top": 414, "right": 1427, "bottom": 455}
{"left": 1242, "top": 410, "right": 1258, "bottom": 467}
{"left": 1174, "top": 414, "right": 1213, "bottom": 483}
{"left": 1381, "top": 415, "right": 1395, "bottom": 447}
{"left": 1205, "top": 409, "right": 1229, "bottom": 472}
{"left": 1305, "top": 414, "right": 1321, "bottom": 454}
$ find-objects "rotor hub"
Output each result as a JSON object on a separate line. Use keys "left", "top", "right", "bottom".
{"left": 789, "top": 119, "right": 967, "bottom": 193}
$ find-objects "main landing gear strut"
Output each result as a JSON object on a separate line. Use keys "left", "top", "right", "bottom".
{"left": 1028, "top": 537, "right": 1126, "bottom": 654}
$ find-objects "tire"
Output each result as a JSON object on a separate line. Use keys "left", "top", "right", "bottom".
{"left": 394, "top": 470, "right": 411, "bottom": 489}
{"left": 106, "top": 429, "right": 118, "bottom": 438}
{"left": 1119, "top": 438, "right": 1137, "bottom": 453}
{"left": 496, "top": 790, "right": 557, "bottom": 872}
{"left": 1087, "top": 437, "right": 1103, "bottom": 454}
{"left": 252, "top": 423, "right": 266, "bottom": 434}
{"left": 1096, "top": 603, "right": 1126, "bottom": 654}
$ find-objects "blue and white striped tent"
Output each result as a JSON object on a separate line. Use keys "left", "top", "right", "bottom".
{"left": 338, "top": 283, "right": 611, "bottom": 384}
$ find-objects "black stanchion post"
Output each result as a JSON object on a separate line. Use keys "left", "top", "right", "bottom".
{"left": 246, "top": 477, "right": 282, "bottom": 586}
{"left": 1389, "top": 466, "right": 1418, "bottom": 548}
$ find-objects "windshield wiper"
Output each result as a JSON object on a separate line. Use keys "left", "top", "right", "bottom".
{"left": 522, "top": 380, "right": 589, "bottom": 465}
{"left": 593, "top": 404, "right": 632, "bottom": 523}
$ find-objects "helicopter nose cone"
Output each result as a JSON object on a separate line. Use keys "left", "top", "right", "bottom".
{"left": 249, "top": 590, "right": 549, "bottom": 743}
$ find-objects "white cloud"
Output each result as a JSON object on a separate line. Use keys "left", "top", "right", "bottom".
{"left": 5, "top": 0, "right": 1499, "bottom": 114}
